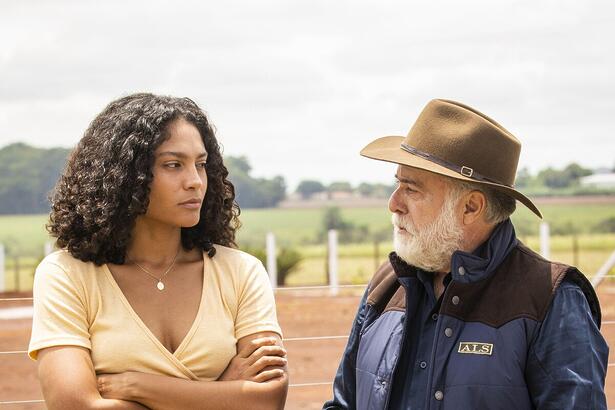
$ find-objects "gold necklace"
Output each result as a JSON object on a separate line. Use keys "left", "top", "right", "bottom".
{"left": 128, "top": 248, "right": 180, "bottom": 291}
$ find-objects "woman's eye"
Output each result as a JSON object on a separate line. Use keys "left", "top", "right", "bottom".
{"left": 165, "top": 162, "right": 181, "bottom": 168}
{"left": 197, "top": 162, "right": 207, "bottom": 169}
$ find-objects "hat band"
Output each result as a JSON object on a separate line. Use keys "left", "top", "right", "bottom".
{"left": 400, "top": 143, "right": 512, "bottom": 187}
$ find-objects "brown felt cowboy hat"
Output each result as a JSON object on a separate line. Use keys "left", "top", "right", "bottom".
{"left": 361, "top": 99, "right": 542, "bottom": 218}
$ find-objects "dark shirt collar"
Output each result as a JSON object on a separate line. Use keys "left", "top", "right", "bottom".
{"left": 389, "top": 218, "right": 518, "bottom": 284}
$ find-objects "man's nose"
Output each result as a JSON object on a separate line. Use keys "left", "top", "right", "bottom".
{"left": 388, "top": 187, "right": 406, "bottom": 214}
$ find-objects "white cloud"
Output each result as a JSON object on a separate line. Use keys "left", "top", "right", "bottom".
{"left": 1, "top": 0, "right": 614, "bottom": 189}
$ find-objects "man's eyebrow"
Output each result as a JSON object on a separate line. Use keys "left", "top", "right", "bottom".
{"left": 158, "top": 151, "right": 208, "bottom": 159}
{"left": 394, "top": 174, "right": 423, "bottom": 188}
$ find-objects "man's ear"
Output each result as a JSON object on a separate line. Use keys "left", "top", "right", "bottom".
{"left": 462, "top": 190, "right": 487, "bottom": 225}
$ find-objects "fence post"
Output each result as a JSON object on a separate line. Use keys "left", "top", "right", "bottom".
{"left": 266, "top": 232, "right": 277, "bottom": 288}
{"left": 44, "top": 241, "right": 54, "bottom": 256}
{"left": 572, "top": 234, "right": 579, "bottom": 266}
{"left": 0, "top": 244, "right": 5, "bottom": 293}
{"left": 374, "top": 240, "right": 380, "bottom": 272}
{"left": 539, "top": 222, "right": 550, "bottom": 259}
{"left": 328, "top": 229, "right": 338, "bottom": 296}
{"left": 14, "top": 256, "right": 20, "bottom": 292}
{"left": 591, "top": 250, "right": 615, "bottom": 288}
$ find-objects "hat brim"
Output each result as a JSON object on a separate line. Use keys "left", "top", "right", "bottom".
{"left": 361, "top": 136, "right": 542, "bottom": 219}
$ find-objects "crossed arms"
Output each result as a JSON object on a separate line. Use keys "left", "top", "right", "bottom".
{"left": 37, "top": 332, "right": 288, "bottom": 410}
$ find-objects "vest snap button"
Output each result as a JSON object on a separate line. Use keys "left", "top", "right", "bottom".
{"left": 452, "top": 296, "right": 460, "bottom": 305}
{"left": 419, "top": 361, "right": 427, "bottom": 369}
{"left": 435, "top": 390, "right": 444, "bottom": 400}
{"left": 458, "top": 266, "right": 466, "bottom": 276}
{"left": 431, "top": 313, "right": 438, "bottom": 321}
{"left": 444, "top": 327, "right": 453, "bottom": 337}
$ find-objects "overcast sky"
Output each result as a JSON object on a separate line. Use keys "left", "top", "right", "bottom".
{"left": 1, "top": 0, "right": 613, "bottom": 189}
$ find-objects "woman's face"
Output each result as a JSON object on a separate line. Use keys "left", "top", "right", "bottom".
{"left": 143, "top": 118, "right": 208, "bottom": 228}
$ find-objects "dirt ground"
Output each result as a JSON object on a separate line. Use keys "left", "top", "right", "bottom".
{"left": 2, "top": 285, "right": 615, "bottom": 410}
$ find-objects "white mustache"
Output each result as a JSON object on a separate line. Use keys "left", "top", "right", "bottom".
{"left": 392, "top": 213, "right": 414, "bottom": 233}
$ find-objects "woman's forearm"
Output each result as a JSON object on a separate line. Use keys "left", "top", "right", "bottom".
{"left": 130, "top": 372, "right": 288, "bottom": 410}
{"left": 37, "top": 346, "right": 148, "bottom": 410}
{"left": 91, "top": 398, "right": 149, "bottom": 410}
{"left": 46, "top": 394, "right": 147, "bottom": 410}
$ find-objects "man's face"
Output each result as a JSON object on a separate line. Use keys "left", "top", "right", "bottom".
{"left": 389, "top": 165, "right": 464, "bottom": 272}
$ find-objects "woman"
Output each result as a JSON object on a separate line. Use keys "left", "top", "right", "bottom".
{"left": 28, "top": 93, "right": 288, "bottom": 409}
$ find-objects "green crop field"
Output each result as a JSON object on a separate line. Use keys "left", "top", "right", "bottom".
{"left": 2, "top": 202, "right": 615, "bottom": 291}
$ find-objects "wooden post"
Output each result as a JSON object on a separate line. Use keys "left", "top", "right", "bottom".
{"left": 374, "top": 240, "right": 380, "bottom": 272}
{"left": 266, "top": 232, "right": 277, "bottom": 288}
{"left": 44, "top": 241, "right": 55, "bottom": 256}
{"left": 328, "top": 230, "right": 339, "bottom": 296}
{"left": 539, "top": 222, "right": 550, "bottom": 259}
{"left": 0, "top": 244, "right": 5, "bottom": 293}
{"left": 591, "top": 250, "right": 615, "bottom": 288}
{"left": 14, "top": 256, "right": 20, "bottom": 292}
{"left": 572, "top": 234, "right": 579, "bottom": 267}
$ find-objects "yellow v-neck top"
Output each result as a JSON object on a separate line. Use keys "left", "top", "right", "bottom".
{"left": 28, "top": 245, "right": 282, "bottom": 381}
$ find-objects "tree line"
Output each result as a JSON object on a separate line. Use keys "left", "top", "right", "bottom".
{"left": 0, "top": 143, "right": 285, "bottom": 214}
{"left": 295, "top": 180, "right": 395, "bottom": 199}
{"left": 294, "top": 163, "right": 615, "bottom": 200}
{"left": 0, "top": 143, "right": 613, "bottom": 215}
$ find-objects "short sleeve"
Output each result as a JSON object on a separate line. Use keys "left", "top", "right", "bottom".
{"left": 28, "top": 259, "right": 91, "bottom": 360}
{"left": 234, "top": 258, "right": 282, "bottom": 340}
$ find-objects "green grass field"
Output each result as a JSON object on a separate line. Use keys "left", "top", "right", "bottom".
{"left": 2, "top": 202, "right": 615, "bottom": 291}
{"left": 240, "top": 202, "right": 615, "bottom": 246}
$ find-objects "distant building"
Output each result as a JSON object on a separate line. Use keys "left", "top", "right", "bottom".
{"left": 580, "top": 173, "right": 615, "bottom": 189}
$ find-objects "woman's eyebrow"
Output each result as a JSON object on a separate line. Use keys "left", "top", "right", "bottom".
{"left": 158, "top": 151, "right": 208, "bottom": 159}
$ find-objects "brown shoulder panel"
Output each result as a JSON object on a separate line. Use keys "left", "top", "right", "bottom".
{"left": 502, "top": 243, "right": 601, "bottom": 327}
{"left": 440, "top": 242, "right": 568, "bottom": 328}
{"left": 366, "top": 261, "right": 406, "bottom": 313}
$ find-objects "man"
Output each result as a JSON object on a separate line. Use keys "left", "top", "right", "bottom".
{"left": 324, "top": 99, "right": 608, "bottom": 409}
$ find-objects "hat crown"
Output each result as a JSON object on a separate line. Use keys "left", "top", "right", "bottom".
{"left": 406, "top": 99, "right": 520, "bottom": 187}
{"left": 359, "top": 98, "right": 542, "bottom": 218}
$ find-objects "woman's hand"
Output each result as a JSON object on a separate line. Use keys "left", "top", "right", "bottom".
{"left": 218, "top": 336, "right": 287, "bottom": 383}
{"left": 98, "top": 371, "right": 140, "bottom": 401}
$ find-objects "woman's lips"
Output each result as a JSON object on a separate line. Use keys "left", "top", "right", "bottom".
{"left": 178, "top": 199, "right": 202, "bottom": 209}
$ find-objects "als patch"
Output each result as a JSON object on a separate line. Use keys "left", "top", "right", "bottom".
{"left": 458, "top": 342, "right": 494, "bottom": 356}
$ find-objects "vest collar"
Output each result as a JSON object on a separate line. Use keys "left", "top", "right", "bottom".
{"left": 450, "top": 218, "right": 518, "bottom": 283}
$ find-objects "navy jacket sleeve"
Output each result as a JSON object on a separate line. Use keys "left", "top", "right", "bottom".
{"left": 525, "top": 280, "right": 609, "bottom": 410}
{"left": 323, "top": 289, "right": 369, "bottom": 410}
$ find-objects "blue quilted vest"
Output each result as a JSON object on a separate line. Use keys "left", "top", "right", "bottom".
{"left": 352, "top": 235, "right": 601, "bottom": 409}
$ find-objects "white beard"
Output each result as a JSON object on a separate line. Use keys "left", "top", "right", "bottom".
{"left": 392, "top": 193, "right": 464, "bottom": 272}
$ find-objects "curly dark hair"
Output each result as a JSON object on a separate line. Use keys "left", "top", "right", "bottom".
{"left": 48, "top": 93, "right": 241, "bottom": 265}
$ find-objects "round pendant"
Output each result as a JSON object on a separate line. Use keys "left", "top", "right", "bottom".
{"left": 157, "top": 281, "right": 165, "bottom": 291}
